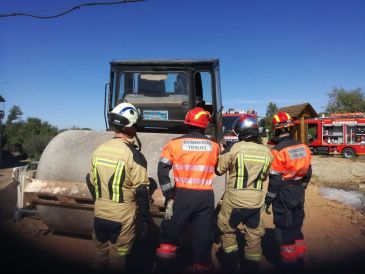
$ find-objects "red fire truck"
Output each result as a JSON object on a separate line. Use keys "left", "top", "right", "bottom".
{"left": 222, "top": 109, "right": 263, "bottom": 146}
{"left": 222, "top": 109, "right": 245, "bottom": 145}
{"left": 294, "top": 112, "right": 365, "bottom": 158}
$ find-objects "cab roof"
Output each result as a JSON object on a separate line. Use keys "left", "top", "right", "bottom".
{"left": 110, "top": 59, "right": 219, "bottom": 68}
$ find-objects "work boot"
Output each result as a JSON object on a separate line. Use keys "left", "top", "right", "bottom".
{"left": 278, "top": 244, "right": 299, "bottom": 273}
{"left": 155, "top": 244, "right": 178, "bottom": 274}
{"left": 240, "top": 259, "right": 259, "bottom": 273}
{"left": 155, "top": 257, "right": 178, "bottom": 274}
{"left": 280, "top": 244, "right": 297, "bottom": 264}
{"left": 295, "top": 239, "right": 306, "bottom": 263}
{"left": 182, "top": 263, "right": 213, "bottom": 274}
{"left": 241, "top": 250, "right": 262, "bottom": 273}
{"left": 216, "top": 249, "right": 238, "bottom": 274}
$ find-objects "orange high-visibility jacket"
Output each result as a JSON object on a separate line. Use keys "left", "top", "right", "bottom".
{"left": 265, "top": 138, "right": 312, "bottom": 204}
{"left": 158, "top": 131, "right": 220, "bottom": 195}
{"left": 270, "top": 141, "right": 312, "bottom": 181}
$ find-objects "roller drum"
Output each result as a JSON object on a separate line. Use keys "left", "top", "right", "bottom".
{"left": 33, "top": 130, "right": 225, "bottom": 235}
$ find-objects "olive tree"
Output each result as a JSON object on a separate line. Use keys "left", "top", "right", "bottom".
{"left": 325, "top": 87, "right": 365, "bottom": 114}
{"left": 2, "top": 105, "right": 59, "bottom": 159}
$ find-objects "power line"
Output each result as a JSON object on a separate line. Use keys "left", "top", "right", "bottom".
{"left": 0, "top": 0, "right": 145, "bottom": 19}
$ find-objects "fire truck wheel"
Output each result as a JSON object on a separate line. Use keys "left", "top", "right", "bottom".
{"left": 342, "top": 148, "right": 356, "bottom": 159}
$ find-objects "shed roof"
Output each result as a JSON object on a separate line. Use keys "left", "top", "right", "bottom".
{"left": 278, "top": 103, "right": 318, "bottom": 119}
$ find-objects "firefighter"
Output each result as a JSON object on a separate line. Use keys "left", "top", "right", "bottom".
{"left": 264, "top": 112, "right": 312, "bottom": 265}
{"left": 215, "top": 115, "right": 273, "bottom": 273}
{"left": 156, "top": 107, "right": 220, "bottom": 274}
{"left": 87, "top": 102, "right": 150, "bottom": 272}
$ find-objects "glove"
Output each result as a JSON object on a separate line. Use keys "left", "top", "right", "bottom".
{"left": 264, "top": 203, "right": 272, "bottom": 215}
{"left": 164, "top": 199, "right": 174, "bottom": 220}
{"left": 139, "top": 221, "right": 149, "bottom": 238}
{"left": 264, "top": 192, "right": 276, "bottom": 206}
{"left": 219, "top": 141, "right": 225, "bottom": 152}
{"left": 85, "top": 173, "right": 96, "bottom": 201}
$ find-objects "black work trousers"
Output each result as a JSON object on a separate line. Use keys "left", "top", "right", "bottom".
{"left": 160, "top": 188, "right": 214, "bottom": 265}
{"left": 272, "top": 184, "right": 305, "bottom": 245}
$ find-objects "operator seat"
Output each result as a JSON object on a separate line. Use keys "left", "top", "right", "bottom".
{"left": 138, "top": 76, "right": 166, "bottom": 96}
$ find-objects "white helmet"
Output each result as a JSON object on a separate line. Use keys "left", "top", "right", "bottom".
{"left": 108, "top": 103, "right": 139, "bottom": 130}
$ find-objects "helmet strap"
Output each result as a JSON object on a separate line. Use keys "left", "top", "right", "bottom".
{"left": 239, "top": 135, "right": 260, "bottom": 143}
{"left": 115, "top": 126, "right": 136, "bottom": 139}
{"left": 274, "top": 128, "right": 291, "bottom": 138}
{"left": 188, "top": 125, "right": 205, "bottom": 133}
{"left": 123, "top": 126, "right": 136, "bottom": 138}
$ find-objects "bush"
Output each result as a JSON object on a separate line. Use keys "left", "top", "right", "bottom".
{"left": 22, "top": 133, "right": 56, "bottom": 160}
{"left": 1, "top": 106, "right": 59, "bottom": 160}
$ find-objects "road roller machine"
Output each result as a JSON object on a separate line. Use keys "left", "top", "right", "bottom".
{"left": 14, "top": 59, "right": 226, "bottom": 236}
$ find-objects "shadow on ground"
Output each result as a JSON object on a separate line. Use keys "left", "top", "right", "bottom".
{"left": 1, "top": 226, "right": 364, "bottom": 274}
{"left": 1, "top": 152, "right": 365, "bottom": 274}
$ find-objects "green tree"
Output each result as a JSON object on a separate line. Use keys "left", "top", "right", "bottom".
{"left": 6, "top": 105, "right": 23, "bottom": 125}
{"left": 2, "top": 121, "right": 23, "bottom": 153}
{"left": 265, "top": 102, "right": 279, "bottom": 129}
{"left": 21, "top": 118, "right": 59, "bottom": 159}
{"left": 2, "top": 105, "right": 59, "bottom": 159}
{"left": 325, "top": 87, "right": 365, "bottom": 114}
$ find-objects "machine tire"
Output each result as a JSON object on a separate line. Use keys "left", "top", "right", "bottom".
{"left": 342, "top": 148, "right": 356, "bottom": 159}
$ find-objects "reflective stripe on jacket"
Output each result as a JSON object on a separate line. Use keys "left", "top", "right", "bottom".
{"left": 158, "top": 131, "right": 219, "bottom": 194}
{"left": 92, "top": 157, "right": 126, "bottom": 202}
{"left": 216, "top": 140, "right": 273, "bottom": 208}
{"left": 90, "top": 137, "right": 149, "bottom": 222}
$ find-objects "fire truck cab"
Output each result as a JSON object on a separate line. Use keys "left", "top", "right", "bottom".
{"left": 222, "top": 108, "right": 265, "bottom": 146}
{"left": 295, "top": 112, "right": 365, "bottom": 158}
{"left": 222, "top": 109, "right": 246, "bottom": 145}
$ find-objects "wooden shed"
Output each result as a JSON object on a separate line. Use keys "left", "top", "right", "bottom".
{"left": 278, "top": 103, "right": 318, "bottom": 144}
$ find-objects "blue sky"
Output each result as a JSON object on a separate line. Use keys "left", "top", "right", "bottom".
{"left": 1, "top": 0, "right": 364, "bottom": 130}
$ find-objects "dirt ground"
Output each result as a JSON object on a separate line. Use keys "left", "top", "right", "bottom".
{"left": 311, "top": 155, "right": 365, "bottom": 189}
{"left": 0, "top": 154, "right": 364, "bottom": 274}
